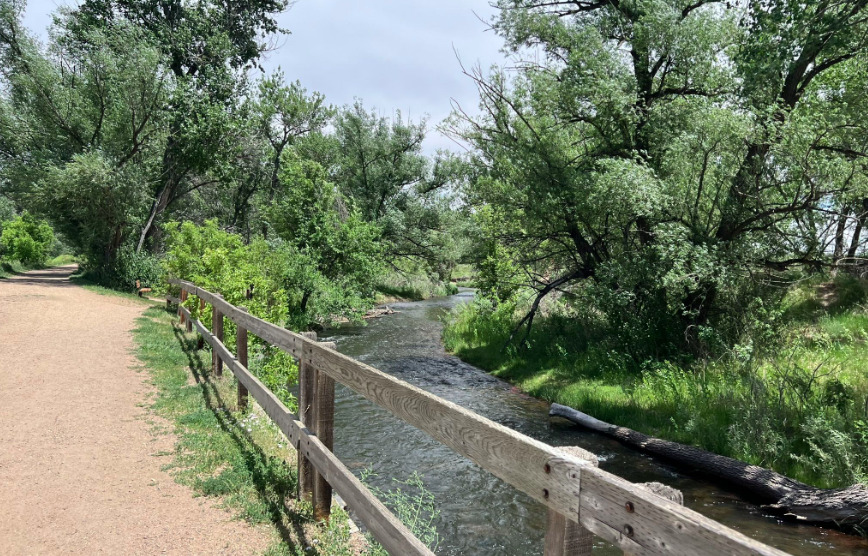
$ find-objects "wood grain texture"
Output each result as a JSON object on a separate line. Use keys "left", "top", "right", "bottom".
{"left": 168, "top": 280, "right": 303, "bottom": 356}
{"left": 545, "top": 509, "right": 567, "bottom": 556}
{"left": 170, "top": 279, "right": 789, "bottom": 556}
{"left": 298, "top": 342, "right": 315, "bottom": 502}
{"left": 556, "top": 446, "right": 598, "bottom": 556}
{"left": 236, "top": 307, "right": 249, "bottom": 413}
{"left": 191, "top": 317, "right": 432, "bottom": 556}
{"left": 312, "top": 350, "right": 336, "bottom": 522}
{"left": 300, "top": 421, "right": 434, "bottom": 556}
{"left": 179, "top": 289, "right": 188, "bottom": 325}
{"left": 196, "top": 297, "right": 206, "bottom": 350}
{"left": 579, "top": 467, "right": 787, "bottom": 555}
{"left": 212, "top": 295, "right": 223, "bottom": 378}
{"left": 311, "top": 342, "right": 591, "bottom": 518}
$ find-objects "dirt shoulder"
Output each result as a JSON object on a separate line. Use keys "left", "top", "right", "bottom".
{"left": 0, "top": 266, "right": 271, "bottom": 555}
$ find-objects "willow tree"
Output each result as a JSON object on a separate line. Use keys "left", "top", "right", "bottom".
{"left": 453, "top": 0, "right": 868, "bottom": 353}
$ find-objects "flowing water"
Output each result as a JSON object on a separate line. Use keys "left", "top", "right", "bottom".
{"left": 322, "top": 289, "right": 868, "bottom": 555}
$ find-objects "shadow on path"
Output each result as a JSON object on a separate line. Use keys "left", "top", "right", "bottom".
{"left": 1, "top": 265, "right": 80, "bottom": 288}
{"left": 165, "top": 309, "right": 311, "bottom": 552}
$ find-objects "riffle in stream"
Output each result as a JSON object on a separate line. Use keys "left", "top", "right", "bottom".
{"left": 322, "top": 289, "right": 868, "bottom": 555}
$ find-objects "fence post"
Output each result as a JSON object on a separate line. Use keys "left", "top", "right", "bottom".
{"left": 297, "top": 331, "right": 317, "bottom": 502}
{"left": 196, "top": 297, "right": 206, "bottom": 350}
{"left": 313, "top": 341, "right": 337, "bottom": 522}
{"left": 185, "top": 300, "right": 193, "bottom": 333}
{"left": 237, "top": 307, "right": 249, "bottom": 412}
{"left": 545, "top": 446, "right": 599, "bottom": 556}
{"left": 212, "top": 293, "right": 224, "bottom": 378}
{"left": 179, "top": 288, "right": 187, "bottom": 324}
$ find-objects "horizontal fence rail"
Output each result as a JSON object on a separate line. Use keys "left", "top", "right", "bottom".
{"left": 167, "top": 278, "right": 789, "bottom": 556}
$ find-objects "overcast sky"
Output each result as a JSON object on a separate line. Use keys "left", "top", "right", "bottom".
{"left": 22, "top": 0, "right": 507, "bottom": 152}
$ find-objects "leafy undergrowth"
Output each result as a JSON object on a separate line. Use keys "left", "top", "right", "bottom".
{"left": 444, "top": 277, "right": 868, "bottom": 489}
{"left": 133, "top": 305, "right": 362, "bottom": 555}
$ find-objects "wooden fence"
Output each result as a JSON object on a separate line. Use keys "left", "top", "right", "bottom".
{"left": 167, "top": 278, "right": 790, "bottom": 556}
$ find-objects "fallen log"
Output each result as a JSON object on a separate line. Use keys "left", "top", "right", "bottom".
{"left": 549, "top": 403, "right": 868, "bottom": 527}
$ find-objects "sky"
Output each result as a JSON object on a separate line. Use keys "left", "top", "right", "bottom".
{"left": 22, "top": 0, "right": 508, "bottom": 152}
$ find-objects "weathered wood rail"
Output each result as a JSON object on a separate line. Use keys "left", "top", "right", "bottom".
{"left": 167, "top": 278, "right": 790, "bottom": 556}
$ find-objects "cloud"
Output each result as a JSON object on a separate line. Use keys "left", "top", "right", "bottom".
{"left": 265, "top": 0, "right": 505, "bottom": 151}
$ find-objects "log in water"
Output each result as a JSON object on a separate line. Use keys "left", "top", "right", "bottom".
{"left": 325, "top": 289, "right": 868, "bottom": 555}
{"left": 550, "top": 403, "right": 868, "bottom": 527}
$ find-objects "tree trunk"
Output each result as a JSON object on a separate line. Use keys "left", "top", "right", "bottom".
{"left": 136, "top": 181, "right": 172, "bottom": 253}
{"left": 832, "top": 204, "right": 851, "bottom": 273}
{"left": 846, "top": 198, "right": 868, "bottom": 261}
{"left": 136, "top": 130, "right": 187, "bottom": 253}
{"left": 550, "top": 403, "right": 868, "bottom": 527}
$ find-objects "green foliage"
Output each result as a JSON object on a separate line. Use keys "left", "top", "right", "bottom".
{"left": 84, "top": 245, "right": 163, "bottom": 291}
{"left": 444, "top": 284, "right": 868, "bottom": 488}
{"left": 41, "top": 152, "right": 151, "bottom": 272}
{"left": 453, "top": 0, "right": 868, "bottom": 360}
{"left": 0, "top": 195, "right": 14, "bottom": 231}
{"left": 267, "top": 151, "right": 384, "bottom": 327}
{"left": 0, "top": 212, "right": 54, "bottom": 265}
{"left": 332, "top": 102, "right": 469, "bottom": 284}
{"left": 376, "top": 274, "right": 458, "bottom": 302}
{"left": 360, "top": 471, "right": 440, "bottom": 555}
{"left": 163, "top": 218, "right": 381, "bottom": 405}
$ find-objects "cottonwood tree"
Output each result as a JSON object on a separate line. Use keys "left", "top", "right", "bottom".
{"left": 452, "top": 0, "right": 868, "bottom": 353}
{"left": 0, "top": 4, "right": 167, "bottom": 271}
{"left": 334, "top": 102, "right": 468, "bottom": 280}
{"left": 71, "top": 0, "right": 288, "bottom": 252}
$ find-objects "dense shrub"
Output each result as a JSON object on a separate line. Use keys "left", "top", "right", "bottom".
{"left": 82, "top": 245, "right": 162, "bottom": 291}
{"left": 163, "top": 220, "right": 383, "bottom": 408}
{"left": 0, "top": 212, "right": 54, "bottom": 265}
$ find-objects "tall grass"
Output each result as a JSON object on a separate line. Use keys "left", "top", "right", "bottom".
{"left": 376, "top": 272, "right": 457, "bottom": 302}
{"left": 444, "top": 278, "right": 868, "bottom": 488}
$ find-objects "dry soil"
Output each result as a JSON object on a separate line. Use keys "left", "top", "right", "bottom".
{"left": 0, "top": 266, "right": 271, "bottom": 555}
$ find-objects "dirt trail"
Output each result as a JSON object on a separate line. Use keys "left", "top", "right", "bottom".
{"left": 0, "top": 266, "right": 270, "bottom": 555}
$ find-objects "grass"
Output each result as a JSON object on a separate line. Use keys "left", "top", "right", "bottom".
{"left": 443, "top": 279, "right": 868, "bottom": 489}
{"left": 133, "top": 305, "right": 362, "bottom": 555}
{"left": 0, "top": 254, "right": 78, "bottom": 278}
{"left": 450, "top": 263, "right": 478, "bottom": 287}
{"left": 70, "top": 273, "right": 157, "bottom": 302}
{"left": 375, "top": 271, "right": 458, "bottom": 303}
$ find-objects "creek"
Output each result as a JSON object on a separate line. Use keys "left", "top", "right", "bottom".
{"left": 322, "top": 289, "right": 868, "bottom": 555}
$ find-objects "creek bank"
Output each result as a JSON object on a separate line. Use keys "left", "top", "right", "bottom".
{"left": 330, "top": 288, "right": 868, "bottom": 554}
{"left": 550, "top": 403, "right": 868, "bottom": 529}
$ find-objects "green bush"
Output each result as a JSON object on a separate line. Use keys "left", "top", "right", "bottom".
{"left": 0, "top": 212, "right": 54, "bottom": 265}
{"left": 83, "top": 245, "right": 163, "bottom": 291}
{"left": 0, "top": 196, "right": 15, "bottom": 231}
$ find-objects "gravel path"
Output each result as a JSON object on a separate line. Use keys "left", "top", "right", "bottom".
{"left": 0, "top": 266, "right": 270, "bottom": 555}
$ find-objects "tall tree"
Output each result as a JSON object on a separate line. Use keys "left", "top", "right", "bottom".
{"left": 0, "top": 3, "right": 167, "bottom": 269}
{"left": 71, "top": 0, "right": 288, "bottom": 251}
{"left": 334, "top": 102, "right": 466, "bottom": 279}
{"left": 451, "top": 0, "right": 868, "bottom": 352}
